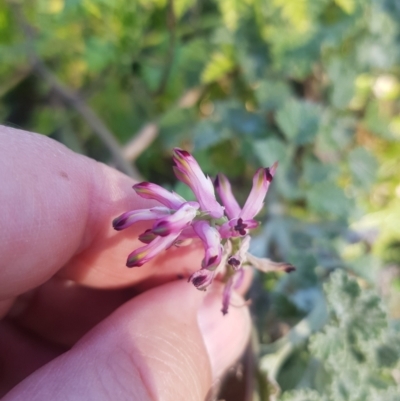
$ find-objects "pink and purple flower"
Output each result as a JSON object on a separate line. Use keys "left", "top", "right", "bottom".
{"left": 113, "top": 148, "right": 293, "bottom": 314}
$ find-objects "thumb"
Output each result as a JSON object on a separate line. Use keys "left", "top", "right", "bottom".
{"left": 3, "top": 281, "right": 251, "bottom": 401}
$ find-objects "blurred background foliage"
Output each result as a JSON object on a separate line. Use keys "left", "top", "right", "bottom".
{"left": 1, "top": 0, "right": 400, "bottom": 399}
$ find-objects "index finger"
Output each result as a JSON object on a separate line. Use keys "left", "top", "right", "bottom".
{"left": 0, "top": 126, "right": 202, "bottom": 300}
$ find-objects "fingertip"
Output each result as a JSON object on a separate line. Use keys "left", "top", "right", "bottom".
{"left": 198, "top": 287, "right": 251, "bottom": 379}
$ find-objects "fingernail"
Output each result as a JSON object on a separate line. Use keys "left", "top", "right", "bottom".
{"left": 197, "top": 287, "right": 251, "bottom": 379}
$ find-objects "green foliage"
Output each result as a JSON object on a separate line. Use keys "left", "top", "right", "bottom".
{"left": 276, "top": 100, "right": 322, "bottom": 145}
{"left": 282, "top": 271, "right": 400, "bottom": 401}
{"left": 348, "top": 147, "right": 377, "bottom": 190}
{"left": 306, "top": 181, "right": 353, "bottom": 219}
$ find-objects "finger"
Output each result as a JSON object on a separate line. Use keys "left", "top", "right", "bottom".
{"left": 0, "top": 126, "right": 202, "bottom": 299}
{"left": 3, "top": 281, "right": 251, "bottom": 401}
{"left": 7, "top": 277, "right": 137, "bottom": 346}
{"left": 8, "top": 267, "right": 252, "bottom": 348}
{"left": 60, "top": 238, "right": 204, "bottom": 290}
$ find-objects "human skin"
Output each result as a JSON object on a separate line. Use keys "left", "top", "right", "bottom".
{"left": 0, "top": 126, "right": 251, "bottom": 401}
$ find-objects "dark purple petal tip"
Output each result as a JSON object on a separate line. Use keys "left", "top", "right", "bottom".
{"left": 112, "top": 216, "right": 127, "bottom": 231}
{"left": 206, "top": 255, "right": 218, "bottom": 267}
{"left": 175, "top": 148, "right": 191, "bottom": 157}
{"left": 228, "top": 257, "right": 240, "bottom": 267}
{"left": 152, "top": 222, "right": 171, "bottom": 237}
{"left": 189, "top": 266, "right": 215, "bottom": 290}
{"left": 265, "top": 167, "right": 273, "bottom": 183}
{"left": 126, "top": 260, "right": 144, "bottom": 268}
{"left": 285, "top": 265, "right": 296, "bottom": 273}
{"left": 191, "top": 274, "right": 208, "bottom": 288}
{"left": 189, "top": 269, "right": 213, "bottom": 290}
{"left": 133, "top": 181, "right": 150, "bottom": 189}
{"left": 138, "top": 229, "right": 156, "bottom": 244}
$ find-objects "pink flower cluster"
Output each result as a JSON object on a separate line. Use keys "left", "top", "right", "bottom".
{"left": 113, "top": 148, "right": 294, "bottom": 314}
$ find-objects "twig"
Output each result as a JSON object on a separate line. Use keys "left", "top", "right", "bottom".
{"left": 38, "top": 64, "right": 141, "bottom": 179}
{"left": 123, "top": 123, "right": 158, "bottom": 162}
{"left": 153, "top": 0, "right": 176, "bottom": 96}
{"left": 12, "top": 3, "right": 141, "bottom": 180}
{"left": 121, "top": 86, "right": 203, "bottom": 161}
{"left": 177, "top": 86, "right": 203, "bottom": 108}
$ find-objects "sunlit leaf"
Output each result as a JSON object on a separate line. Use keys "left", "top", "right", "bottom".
{"left": 201, "top": 51, "right": 235, "bottom": 83}
{"left": 173, "top": 0, "right": 196, "bottom": 19}
{"left": 334, "top": 0, "right": 355, "bottom": 14}
{"left": 216, "top": 0, "right": 250, "bottom": 31}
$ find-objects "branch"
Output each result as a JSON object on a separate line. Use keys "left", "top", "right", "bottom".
{"left": 122, "top": 123, "right": 158, "bottom": 162}
{"left": 122, "top": 86, "right": 203, "bottom": 161}
{"left": 153, "top": 0, "right": 176, "bottom": 96}
{"left": 12, "top": 4, "right": 141, "bottom": 180}
{"left": 38, "top": 64, "right": 142, "bottom": 180}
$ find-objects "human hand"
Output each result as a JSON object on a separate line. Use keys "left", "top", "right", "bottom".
{"left": 0, "top": 126, "right": 251, "bottom": 401}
